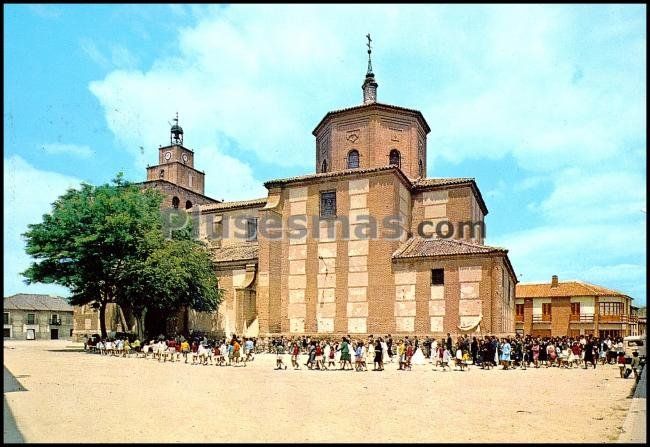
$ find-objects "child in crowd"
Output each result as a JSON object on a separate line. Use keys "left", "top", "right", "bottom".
{"left": 455, "top": 347, "right": 465, "bottom": 371}
{"left": 315, "top": 342, "right": 324, "bottom": 370}
{"left": 558, "top": 345, "right": 569, "bottom": 368}
{"left": 181, "top": 339, "right": 190, "bottom": 363}
{"left": 322, "top": 342, "right": 330, "bottom": 371}
{"left": 227, "top": 342, "right": 234, "bottom": 366}
{"left": 397, "top": 340, "right": 406, "bottom": 370}
{"left": 630, "top": 351, "right": 641, "bottom": 380}
{"left": 440, "top": 347, "right": 451, "bottom": 371}
{"left": 617, "top": 351, "right": 626, "bottom": 378}
{"left": 291, "top": 342, "right": 300, "bottom": 370}
{"left": 327, "top": 342, "right": 336, "bottom": 369}
{"left": 462, "top": 350, "right": 471, "bottom": 371}
{"left": 405, "top": 342, "right": 414, "bottom": 371}
{"left": 275, "top": 343, "right": 287, "bottom": 370}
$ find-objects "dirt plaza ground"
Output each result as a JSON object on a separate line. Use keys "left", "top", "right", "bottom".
{"left": 3, "top": 340, "right": 639, "bottom": 443}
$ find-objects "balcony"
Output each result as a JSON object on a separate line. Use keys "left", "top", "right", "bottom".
{"left": 598, "top": 314, "right": 628, "bottom": 324}
{"left": 50, "top": 320, "right": 62, "bottom": 326}
{"left": 569, "top": 314, "right": 595, "bottom": 323}
{"left": 532, "top": 314, "right": 551, "bottom": 323}
{"left": 515, "top": 314, "right": 524, "bottom": 323}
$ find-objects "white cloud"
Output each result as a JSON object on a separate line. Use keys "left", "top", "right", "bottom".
{"left": 80, "top": 38, "right": 110, "bottom": 68}
{"left": 81, "top": 39, "right": 139, "bottom": 69}
{"left": 423, "top": 5, "right": 645, "bottom": 173}
{"left": 42, "top": 143, "right": 93, "bottom": 158}
{"left": 110, "top": 45, "right": 139, "bottom": 68}
{"left": 538, "top": 169, "right": 646, "bottom": 223}
{"left": 3, "top": 155, "right": 81, "bottom": 298}
{"left": 199, "top": 146, "right": 267, "bottom": 201}
{"left": 87, "top": 5, "right": 644, "bottom": 173}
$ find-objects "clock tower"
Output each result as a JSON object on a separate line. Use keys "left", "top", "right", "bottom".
{"left": 146, "top": 115, "right": 206, "bottom": 196}
{"left": 143, "top": 115, "right": 219, "bottom": 210}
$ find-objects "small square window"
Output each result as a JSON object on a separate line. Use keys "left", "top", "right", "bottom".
{"left": 246, "top": 218, "right": 258, "bottom": 241}
{"left": 27, "top": 314, "right": 35, "bottom": 325}
{"left": 431, "top": 269, "right": 444, "bottom": 285}
{"left": 320, "top": 191, "right": 336, "bottom": 218}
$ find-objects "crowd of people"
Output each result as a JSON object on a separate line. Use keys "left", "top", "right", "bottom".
{"left": 85, "top": 333, "right": 256, "bottom": 367}
{"left": 83, "top": 332, "right": 644, "bottom": 379}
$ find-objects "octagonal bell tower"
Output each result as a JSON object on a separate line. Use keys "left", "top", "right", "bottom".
{"left": 312, "top": 34, "right": 430, "bottom": 180}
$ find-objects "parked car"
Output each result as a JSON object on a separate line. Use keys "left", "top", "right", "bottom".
{"left": 623, "top": 335, "right": 646, "bottom": 361}
{"left": 84, "top": 333, "right": 101, "bottom": 350}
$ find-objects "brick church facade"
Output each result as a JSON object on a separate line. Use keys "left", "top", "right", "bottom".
{"left": 184, "top": 54, "right": 517, "bottom": 338}
{"left": 73, "top": 49, "right": 518, "bottom": 340}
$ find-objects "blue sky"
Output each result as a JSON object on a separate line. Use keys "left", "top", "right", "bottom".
{"left": 4, "top": 4, "right": 647, "bottom": 305}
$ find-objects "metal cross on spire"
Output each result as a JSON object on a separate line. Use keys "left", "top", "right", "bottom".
{"left": 366, "top": 33, "right": 373, "bottom": 75}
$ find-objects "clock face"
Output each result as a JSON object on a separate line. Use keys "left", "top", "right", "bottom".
{"left": 164, "top": 151, "right": 172, "bottom": 161}
{"left": 182, "top": 153, "right": 188, "bottom": 163}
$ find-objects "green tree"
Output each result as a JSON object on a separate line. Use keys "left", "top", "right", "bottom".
{"left": 121, "top": 217, "right": 221, "bottom": 338}
{"left": 22, "top": 173, "right": 221, "bottom": 338}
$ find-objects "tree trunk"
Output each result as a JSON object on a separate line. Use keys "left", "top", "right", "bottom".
{"left": 134, "top": 315, "right": 143, "bottom": 340}
{"left": 183, "top": 306, "right": 190, "bottom": 337}
{"left": 99, "top": 301, "right": 107, "bottom": 338}
{"left": 137, "top": 308, "right": 147, "bottom": 341}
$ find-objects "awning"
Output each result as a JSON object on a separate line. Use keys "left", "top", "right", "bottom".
{"left": 457, "top": 315, "right": 482, "bottom": 332}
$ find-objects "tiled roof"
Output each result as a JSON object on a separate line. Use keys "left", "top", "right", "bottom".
{"left": 200, "top": 198, "right": 267, "bottom": 212}
{"left": 138, "top": 179, "right": 221, "bottom": 203}
{"left": 4, "top": 294, "right": 73, "bottom": 312}
{"left": 411, "top": 177, "right": 475, "bottom": 188}
{"left": 264, "top": 165, "right": 411, "bottom": 188}
{"left": 211, "top": 244, "right": 259, "bottom": 263}
{"left": 313, "top": 102, "right": 431, "bottom": 134}
{"left": 516, "top": 281, "right": 631, "bottom": 299}
{"left": 412, "top": 177, "right": 488, "bottom": 216}
{"left": 392, "top": 236, "right": 508, "bottom": 259}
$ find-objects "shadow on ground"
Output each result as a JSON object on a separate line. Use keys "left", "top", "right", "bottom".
{"left": 46, "top": 349, "right": 85, "bottom": 353}
{"left": 4, "top": 366, "right": 26, "bottom": 443}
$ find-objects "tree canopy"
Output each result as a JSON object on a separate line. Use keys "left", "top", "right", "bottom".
{"left": 22, "top": 173, "right": 221, "bottom": 337}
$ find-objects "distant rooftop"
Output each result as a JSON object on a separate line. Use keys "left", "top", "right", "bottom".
{"left": 4, "top": 293, "right": 73, "bottom": 311}
{"left": 516, "top": 280, "right": 631, "bottom": 300}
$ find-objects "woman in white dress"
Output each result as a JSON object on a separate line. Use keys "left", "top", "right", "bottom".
{"left": 431, "top": 339, "right": 438, "bottom": 364}
{"left": 411, "top": 345, "right": 426, "bottom": 366}
{"left": 323, "top": 341, "right": 331, "bottom": 370}
{"left": 380, "top": 338, "right": 388, "bottom": 369}
{"left": 366, "top": 337, "right": 375, "bottom": 367}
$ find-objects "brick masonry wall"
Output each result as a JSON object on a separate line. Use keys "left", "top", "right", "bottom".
{"left": 410, "top": 186, "right": 484, "bottom": 242}
{"left": 551, "top": 297, "right": 572, "bottom": 336}
{"left": 72, "top": 303, "right": 123, "bottom": 341}
{"left": 147, "top": 144, "right": 205, "bottom": 195}
{"left": 253, "top": 169, "right": 515, "bottom": 338}
{"left": 314, "top": 108, "right": 427, "bottom": 180}
{"left": 140, "top": 180, "right": 216, "bottom": 210}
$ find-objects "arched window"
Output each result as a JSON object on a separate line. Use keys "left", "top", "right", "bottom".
{"left": 418, "top": 159, "right": 424, "bottom": 177}
{"left": 347, "top": 150, "right": 359, "bottom": 169}
{"left": 185, "top": 200, "right": 193, "bottom": 209}
{"left": 389, "top": 149, "right": 401, "bottom": 168}
{"left": 172, "top": 196, "right": 180, "bottom": 209}
{"left": 159, "top": 169, "right": 165, "bottom": 179}
{"left": 321, "top": 159, "right": 328, "bottom": 173}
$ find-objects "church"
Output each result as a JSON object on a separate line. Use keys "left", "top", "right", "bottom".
{"left": 74, "top": 40, "right": 518, "bottom": 340}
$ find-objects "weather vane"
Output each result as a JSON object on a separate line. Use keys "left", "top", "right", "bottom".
{"left": 366, "top": 33, "right": 373, "bottom": 75}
